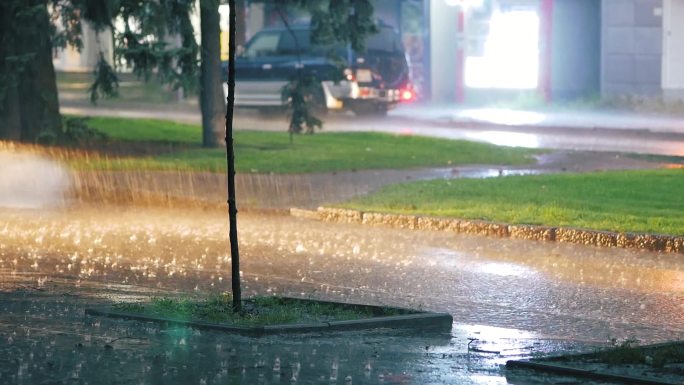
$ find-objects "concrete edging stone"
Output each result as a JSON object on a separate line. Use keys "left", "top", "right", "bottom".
{"left": 85, "top": 302, "right": 453, "bottom": 336}
{"left": 294, "top": 207, "right": 684, "bottom": 254}
{"left": 506, "top": 341, "right": 684, "bottom": 385}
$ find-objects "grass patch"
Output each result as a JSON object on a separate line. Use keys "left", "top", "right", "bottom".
{"left": 565, "top": 340, "right": 684, "bottom": 370}
{"left": 339, "top": 169, "right": 684, "bottom": 236}
{"left": 68, "top": 116, "right": 539, "bottom": 174}
{"left": 112, "top": 294, "right": 403, "bottom": 326}
{"left": 86, "top": 116, "right": 202, "bottom": 144}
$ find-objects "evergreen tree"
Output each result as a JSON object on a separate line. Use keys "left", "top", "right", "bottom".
{"left": 0, "top": 0, "right": 376, "bottom": 145}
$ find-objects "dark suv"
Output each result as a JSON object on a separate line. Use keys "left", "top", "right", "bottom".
{"left": 227, "top": 22, "right": 413, "bottom": 116}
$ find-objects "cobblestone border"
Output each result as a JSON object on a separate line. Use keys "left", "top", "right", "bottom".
{"left": 291, "top": 207, "right": 684, "bottom": 254}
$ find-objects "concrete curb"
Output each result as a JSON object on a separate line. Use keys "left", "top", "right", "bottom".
{"left": 291, "top": 207, "right": 684, "bottom": 254}
{"left": 506, "top": 360, "right": 680, "bottom": 385}
{"left": 85, "top": 298, "right": 453, "bottom": 336}
{"left": 506, "top": 341, "right": 684, "bottom": 385}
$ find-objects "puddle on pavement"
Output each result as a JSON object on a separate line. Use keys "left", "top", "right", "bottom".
{"left": 2, "top": 206, "right": 683, "bottom": 343}
{"left": 1, "top": 289, "right": 599, "bottom": 385}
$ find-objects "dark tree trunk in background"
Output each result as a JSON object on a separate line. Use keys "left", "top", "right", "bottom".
{"left": 0, "top": 0, "right": 61, "bottom": 142}
{"left": 200, "top": 0, "right": 226, "bottom": 148}
{"left": 0, "top": 0, "right": 23, "bottom": 141}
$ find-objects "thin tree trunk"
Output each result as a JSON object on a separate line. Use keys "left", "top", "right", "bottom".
{"left": 200, "top": 0, "right": 226, "bottom": 148}
{"left": 225, "top": 0, "right": 241, "bottom": 313}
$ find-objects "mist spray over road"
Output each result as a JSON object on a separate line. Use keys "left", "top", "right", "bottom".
{"left": 0, "top": 151, "right": 71, "bottom": 209}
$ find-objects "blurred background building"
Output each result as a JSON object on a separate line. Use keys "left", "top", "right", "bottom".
{"left": 52, "top": 0, "right": 684, "bottom": 105}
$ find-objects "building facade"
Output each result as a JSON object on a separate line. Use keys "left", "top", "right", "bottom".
{"left": 52, "top": 0, "right": 684, "bottom": 104}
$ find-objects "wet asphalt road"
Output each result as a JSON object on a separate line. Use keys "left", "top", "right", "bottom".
{"left": 1, "top": 206, "right": 683, "bottom": 384}
{"left": 59, "top": 104, "right": 684, "bottom": 157}
{"left": 239, "top": 112, "right": 684, "bottom": 157}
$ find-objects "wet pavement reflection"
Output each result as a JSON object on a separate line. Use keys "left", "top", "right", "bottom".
{"left": 1, "top": 206, "right": 683, "bottom": 383}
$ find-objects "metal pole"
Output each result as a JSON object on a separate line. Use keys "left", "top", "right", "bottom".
{"left": 456, "top": 7, "right": 466, "bottom": 103}
{"left": 539, "top": 0, "right": 553, "bottom": 103}
{"left": 225, "top": 0, "right": 242, "bottom": 313}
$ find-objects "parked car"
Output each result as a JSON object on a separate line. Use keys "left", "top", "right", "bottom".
{"left": 224, "top": 22, "right": 414, "bottom": 116}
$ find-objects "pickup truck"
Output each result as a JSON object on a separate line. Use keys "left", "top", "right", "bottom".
{"left": 226, "top": 23, "right": 414, "bottom": 116}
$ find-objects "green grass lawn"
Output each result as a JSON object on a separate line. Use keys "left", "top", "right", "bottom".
{"left": 339, "top": 169, "right": 684, "bottom": 236}
{"left": 77, "top": 116, "right": 539, "bottom": 174}
{"left": 87, "top": 116, "right": 201, "bottom": 143}
{"left": 113, "top": 295, "right": 401, "bottom": 326}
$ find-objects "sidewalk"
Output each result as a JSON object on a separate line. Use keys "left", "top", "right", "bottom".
{"left": 391, "top": 103, "right": 684, "bottom": 135}
{"left": 61, "top": 98, "right": 684, "bottom": 137}
{"left": 0, "top": 279, "right": 607, "bottom": 385}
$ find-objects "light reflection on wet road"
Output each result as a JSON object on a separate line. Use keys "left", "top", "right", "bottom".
{"left": 231, "top": 112, "right": 684, "bottom": 157}
{"left": 2, "top": 206, "right": 684, "bottom": 383}
{"left": 2, "top": 206, "right": 683, "bottom": 342}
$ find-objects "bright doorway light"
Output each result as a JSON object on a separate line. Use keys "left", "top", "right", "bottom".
{"left": 465, "top": 10, "right": 540, "bottom": 89}
{"left": 444, "top": 0, "right": 485, "bottom": 8}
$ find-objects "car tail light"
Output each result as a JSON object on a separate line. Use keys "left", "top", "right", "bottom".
{"left": 344, "top": 68, "right": 355, "bottom": 81}
{"left": 400, "top": 87, "right": 415, "bottom": 102}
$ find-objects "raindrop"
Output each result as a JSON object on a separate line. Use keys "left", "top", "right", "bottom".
{"left": 364, "top": 361, "right": 372, "bottom": 372}
{"left": 330, "top": 361, "right": 338, "bottom": 382}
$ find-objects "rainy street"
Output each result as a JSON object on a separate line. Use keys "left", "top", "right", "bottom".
{"left": 1, "top": 205, "right": 683, "bottom": 384}
{"left": 4, "top": 0, "right": 684, "bottom": 383}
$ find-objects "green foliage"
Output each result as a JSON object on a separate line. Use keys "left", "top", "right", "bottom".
{"left": 89, "top": 53, "right": 119, "bottom": 103}
{"left": 110, "top": 0, "right": 199, "bottom": 95}
{"left": 50, "top": 0, "right": 84, "bottom": 49}
{"left": 341, "top": 169, "right": 684, "bottom": 236}
{"left": 34, "top": 116, "right": 108, "bottom": 146}
{"left": 274, "top": 0, "right": 378, "bottom": 51}
{"left": 61, "top": 116, "right": 109, "bottom": 146}
{"left": 281, "top": 74, "right": 323, "bottom": 136}
{"left": 2, "top": 0, "right": 199, "bottom": 117}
